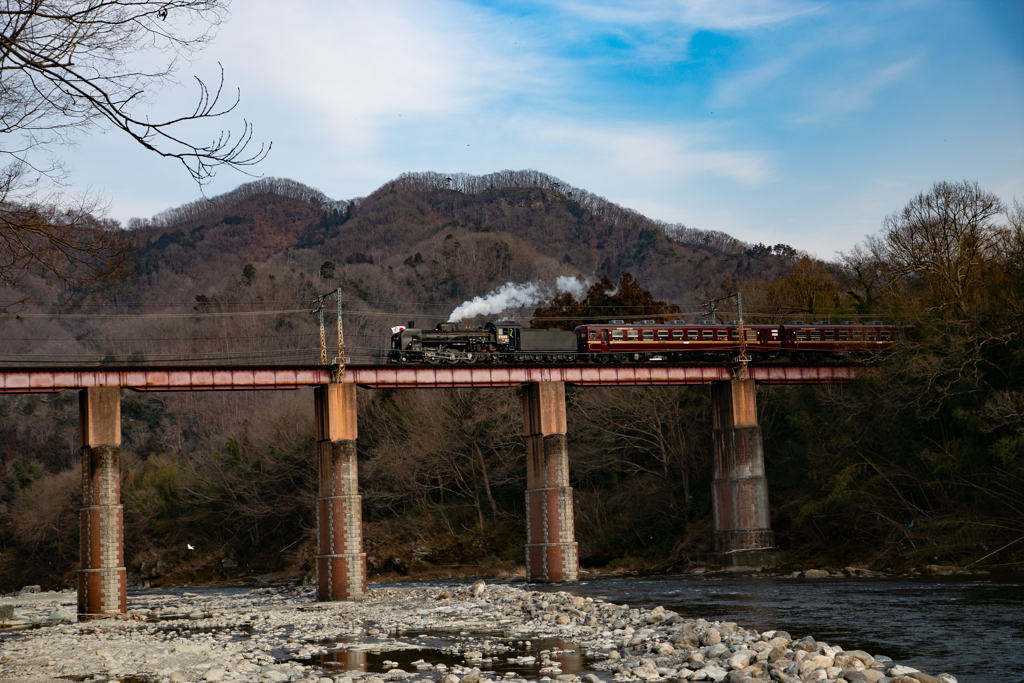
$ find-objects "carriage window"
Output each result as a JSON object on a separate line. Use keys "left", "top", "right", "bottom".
{"left": 811, "top": 330, "right": 821, "bottom": 341}
{"left": 867, "top": 331, "right": 876, "bottom": 341}
{"left": 731, "top": 330, "right": 740, "bottom": 341}
{"left": 643, "top": 330, "right": 654, "bottom": 341}
{"left": 612, "top": 330, "right": 623, "bottom": 341}
{"left": 839, "top": 330, "right": 849, "bottom": 341}
{"left": 717, "top": 330, "right": 728, "bottom": 341}
{"left": 880, "top": 331, "right": 891, "bottom": 340}
{"left": 795, "top": 330, "right": 807, "bottom": 341}
{"left": 687, "top": 330, "right": 699, "bottom": 341}
{"left": 672, "top": 330, "right": 684, "bottom": 340}
{"left": 702, "top": 330, "right": 713, "bottom": 340}
{"left": 589, "top": 331, "right": 597, "bottom": 340}
{"left": 824, "top": 330, "right": 835, "bottom": 340}
{"left": 657, "top": 330, "right": 669, "bottom": 341}
{"left": 853, "top": 331, "right": 863, "bottom": 341}
{"left": 627, "top": 329, "right": 639, "bottom": 341}
{"left": 746, "top": 330, "right": 757, "bottom": 342}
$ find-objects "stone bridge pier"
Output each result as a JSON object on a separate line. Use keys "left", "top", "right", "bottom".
{"left": 314, "top": 383, "right": 367, "bottom": 600}
{"left": 523, "top": 381, "right": 579, "bottom": 582}
{"left": 78, "top": 386, "right": 127, "bottom": 619}
{"left": 710, "top": 379, "right": 775, "bottom": 554}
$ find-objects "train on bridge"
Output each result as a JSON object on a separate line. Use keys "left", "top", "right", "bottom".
{"left": 388, "top": 319, "right": 901, "bottom": 364}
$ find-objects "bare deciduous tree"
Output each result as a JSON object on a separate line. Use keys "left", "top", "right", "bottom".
{"left": 878, "top": 181, "right": 1004, "bottom": 317}
{"left": 1, "top": 0, "right": 268, "bottom": 306}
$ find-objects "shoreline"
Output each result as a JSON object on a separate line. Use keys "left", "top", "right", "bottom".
{"left": 0, "top": 579, "right": 962, "bottom": 683}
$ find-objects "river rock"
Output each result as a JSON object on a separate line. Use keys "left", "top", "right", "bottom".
{"left": 654, "top": 642, "right": 674, "bottom": 655}
{"left": 702, "top": 628, "right": 722, "bottom": 646}
{"left": 632, "top": 665, "right": 659, "bottom": 679}
{"left": 672, "top": 632, "right": 700, "bottom": 648}
{"left": 843, "top": 651, "right": 876, "bottom": 667}
{"left": 704, "top": 664, "right": 728, "bottom": 681}
{"left": 798, "top": 655, "right": 833, "bottom": 675}
{"left": 843, "top": 671, "right": 884, "bottom": 683}
{"left": 202, "top": 668, "right": 226, "bottom": 681}
{"left": 935, "top": 676, "right": 957, "bottom": 683}
{"left": 906, "top": 674, "right": 941, "bottom": 683}
{"left": 707, "top": 643, "right": 729, "bottom": 658}
{"left": 803, "top": 570, "right": 830, "bottom": 579}
{"left": 835, "top": 654, "right": 866, "bottom": 670}
{"left": 887, "top": 665, "right": 920, "bottom": 676}
{"left": 727, "top": 652, "right": 751, "bottom": 670}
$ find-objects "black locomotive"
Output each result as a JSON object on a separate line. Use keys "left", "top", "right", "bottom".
{"left": 389, "top": 321, "right": 576, "bottom": 364}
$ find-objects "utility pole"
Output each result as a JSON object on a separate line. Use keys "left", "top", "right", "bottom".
{"left": 736, "top": 292, "right": 749, "bottom": 378}
{"left": 333, "top": 287, "right": 346, "bottom": 382}
{"left": 701, "top": 292, "right": 750, "bottom": 377}
{"left": 314, "top": 295, "right": 327, "bottom": 365}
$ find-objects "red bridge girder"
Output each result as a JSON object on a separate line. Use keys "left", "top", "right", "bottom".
{"left": 0, "top": 364, "right": 864, "bottom": 393}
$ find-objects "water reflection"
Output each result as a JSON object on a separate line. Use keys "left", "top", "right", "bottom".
{"left": 295, "top": 635, "right": 590, "bottom": 679}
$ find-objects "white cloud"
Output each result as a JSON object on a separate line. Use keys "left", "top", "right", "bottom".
{"left": 212, "top": 0, "right": 553, "bottom": 153}
{"left": 552, "top": 0, "right": 822, "bottom": 30}
{"left": 518, "top": 118, "right": 772, "bottom": 185}
{"left": 794, "top": 56, "right": 921, "bottom": 123}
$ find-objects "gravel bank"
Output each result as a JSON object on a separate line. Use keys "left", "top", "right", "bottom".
{"left": 0, "top": 582, "right": 959, "bottom": 683}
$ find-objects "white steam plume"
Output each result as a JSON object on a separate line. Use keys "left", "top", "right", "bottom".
{"left": 555, "top": 275, "right": 586, "bottom": 299}
{"left": 447, "top": 277, "right": 587, "bottom": 323}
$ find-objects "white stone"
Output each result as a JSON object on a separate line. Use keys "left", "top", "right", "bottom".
{"left": 727, "top": 652, "right": 750, "bottom": 670}
{"left": 887, "top": 665, "right": 920, "bottom": 676}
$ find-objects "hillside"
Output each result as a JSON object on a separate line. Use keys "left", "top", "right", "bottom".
{"left": 115, "top": 171, "right": 792, "bottom": 364}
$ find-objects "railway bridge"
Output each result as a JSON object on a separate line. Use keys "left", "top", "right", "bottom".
{"left": 0, "top": 363, "right": 862, "bottom": 618}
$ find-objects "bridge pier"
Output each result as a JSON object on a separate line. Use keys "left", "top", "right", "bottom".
{"left": 523, "top": 382, "right": 579, "bottom": 582}
{"left": 314, "top": 383, "right": 366, "bottom": 600}
{"left": 78, "top": 387, "right": 127, "bottom": 619}
{"left": 710, "top": 379, "right": 775, "bottom": 553}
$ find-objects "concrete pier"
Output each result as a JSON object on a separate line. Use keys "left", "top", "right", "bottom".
{"left": 710, "top": 379, "right": 775, "bottom": 553}
{"left": 523, "top": 381, "right": 579, "bottom": 582}
{"left": 78, "top": 386, "right": 127, "bottom": 619}
{"left": 314, "top": 383, "right": 366, "bottom": 600}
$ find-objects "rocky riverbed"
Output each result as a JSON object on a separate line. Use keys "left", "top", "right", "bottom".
{"left": 0, "top": 581, "right": 959, "bottom": 683}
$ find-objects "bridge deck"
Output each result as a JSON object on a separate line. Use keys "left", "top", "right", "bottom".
{"left": 0, "top": 364, "right": 864, "bottom": 393}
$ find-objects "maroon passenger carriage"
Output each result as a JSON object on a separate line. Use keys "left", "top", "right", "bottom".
{"left": 575, "top": 319, "right": 898, "bottom": 362}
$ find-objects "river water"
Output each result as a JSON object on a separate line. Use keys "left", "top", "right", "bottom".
{"left": 515, "top": 571, "right": 1024, "bottom": 683}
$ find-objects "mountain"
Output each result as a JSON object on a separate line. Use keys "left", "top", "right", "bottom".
{"left": 118, "top": 170, "right": 795, "bottom": 363}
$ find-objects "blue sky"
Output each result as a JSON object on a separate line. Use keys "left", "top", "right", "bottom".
{"left": 68, "top": 0, "right": 1023, "bottom": 257}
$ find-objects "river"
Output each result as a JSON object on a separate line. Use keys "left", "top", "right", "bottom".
{"left": 515, "top": 571, "right": 1024, "bottom": 683}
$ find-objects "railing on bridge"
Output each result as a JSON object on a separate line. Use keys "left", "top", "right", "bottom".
{"left": 0, "top": 363, "right": 865, "bottom": 392}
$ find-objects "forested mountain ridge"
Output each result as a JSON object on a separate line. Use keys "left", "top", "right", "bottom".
{"left": 122, "top": 171, "right": 789, "bottom": 321}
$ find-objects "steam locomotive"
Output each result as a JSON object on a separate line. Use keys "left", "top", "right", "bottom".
{"left": 388, "top": 319, "right": 900, "bottom": 364}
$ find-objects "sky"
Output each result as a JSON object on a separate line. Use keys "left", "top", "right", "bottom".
{"left": 65, "top": 0, "right": 1024, "bottom": 258}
